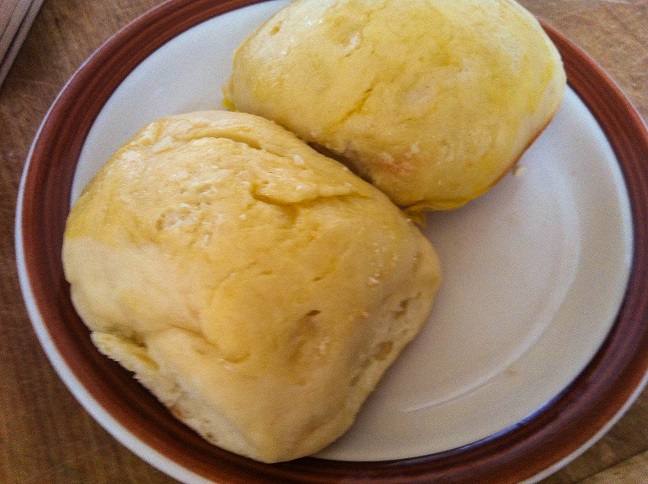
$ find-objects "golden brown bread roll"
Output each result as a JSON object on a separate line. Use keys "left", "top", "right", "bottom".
{"left": 224, "top": 0, "right": 566, "bottom": 210}
{"left": 62, "top": 110, "right": 441, "bottom": 463}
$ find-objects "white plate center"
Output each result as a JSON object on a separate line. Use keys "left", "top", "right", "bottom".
{"left": 67, "top": 0, "right": 632, "bottom": 463}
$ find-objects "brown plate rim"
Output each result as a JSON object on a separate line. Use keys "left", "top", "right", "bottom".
{"left": 16, "top": 1, "right": 648, "bottom": 482}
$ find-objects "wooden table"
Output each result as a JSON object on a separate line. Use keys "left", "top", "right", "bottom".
{"left": 1, "top": 1, "right": 646, "bottom": 482}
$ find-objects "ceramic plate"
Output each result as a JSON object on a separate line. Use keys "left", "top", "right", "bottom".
{"left": 16, "top": 1, "right": 648, "bottom": 482}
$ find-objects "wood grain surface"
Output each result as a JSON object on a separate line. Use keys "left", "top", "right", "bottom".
{"left": 1, "top": 0, "right": 646, "bottom": 482}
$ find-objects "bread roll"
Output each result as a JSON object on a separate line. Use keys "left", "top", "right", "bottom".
{"left": 224, "top": 0, "right": 566, "bottom": 210}
{"left": 62, "top": 110, "right": 441, "bottom": 463}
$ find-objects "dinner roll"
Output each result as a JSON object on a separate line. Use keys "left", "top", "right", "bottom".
{"left": 62, "top": 110, "right": 441, "bottom": 463}
{"left": 224, "top": 0, "right": 566, "bottom": 210}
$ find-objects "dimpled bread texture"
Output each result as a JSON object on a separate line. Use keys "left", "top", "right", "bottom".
{"left": 62, "top": 110, "right": 441, "bottom": 463}
{"left": 224, "top": 0, "right": 566, "bottom": 210}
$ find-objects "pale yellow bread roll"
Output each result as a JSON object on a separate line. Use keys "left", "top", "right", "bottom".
{"left": 224, "top": 0, "right": 566, "bottom": 210}
{"left": 62, "top": 110, "right": 441, "bottom": 463}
